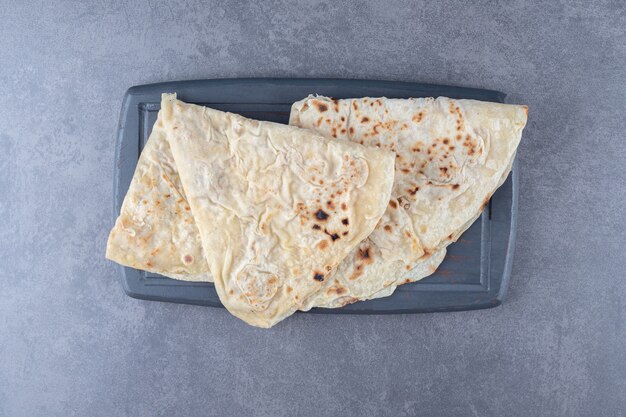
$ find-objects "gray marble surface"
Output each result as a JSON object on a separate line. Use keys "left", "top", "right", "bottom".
{"left": 1, "top": 1, "right": 625, "bottom": 416}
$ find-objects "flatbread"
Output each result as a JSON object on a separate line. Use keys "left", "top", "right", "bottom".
{"left": 161, "top": 94, "right": 395, "bottom": 327}
{"left": 106, "top": 109, "right": 211, "bottom": 281}
{"left": 290, "top": 96, "right": 527, "bottom": 306}
{"left": 106, "top": 94, "right": 526, "bottom": 317}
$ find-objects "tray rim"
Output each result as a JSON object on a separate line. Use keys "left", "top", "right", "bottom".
{"left": 112, "top": 77, "right": 517, "bottom": 314}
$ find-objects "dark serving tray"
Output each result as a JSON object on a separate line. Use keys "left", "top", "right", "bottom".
{"left": 113, "top": 78, "right": 518, "bottom": 314}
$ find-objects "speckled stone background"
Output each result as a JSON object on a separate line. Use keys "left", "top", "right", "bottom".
{"left": 1, "top": 1, "right": 625, "bottom": 416}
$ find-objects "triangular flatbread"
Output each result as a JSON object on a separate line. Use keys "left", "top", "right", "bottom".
{"left": 161, "top": 94, "right": 395, "bottom": 327}
{"left": 106, "top": 110, "right": 210, "bottom": 281}
{"left": 289, "top": 96, "right": 527, "bottom": 307}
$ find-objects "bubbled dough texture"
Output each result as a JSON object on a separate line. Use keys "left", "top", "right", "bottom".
{"left": 290, "top": 96, "right": 527, "bottom": 307}
{"left": 162, "top": 94, "right": 395, "bottom": 327}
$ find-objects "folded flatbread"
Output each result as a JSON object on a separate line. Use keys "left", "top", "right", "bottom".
{"left": 106, "top": 108, "right": 211, "bottom": 281}
{"left": 160, "top": 94, "right": 395, "bottom": 327}
{"left": 289, "top": 96, "right": 527, "bottom": 307}
{"left": 106, "top": 93, "right": 527, "bottom": 319}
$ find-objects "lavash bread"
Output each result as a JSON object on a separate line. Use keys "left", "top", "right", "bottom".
{"left": 161, "top": 94, "right": 395, "bottom": 327}
{"left": 106, "top": 108, "right": 211, "bottom": 281}
{"left": 290, "top": 96, "right": 527, "bottom": 306}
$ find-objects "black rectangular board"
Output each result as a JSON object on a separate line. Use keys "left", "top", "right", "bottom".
{"left": 113, "top": 78, "right": 518, "bottom": 314}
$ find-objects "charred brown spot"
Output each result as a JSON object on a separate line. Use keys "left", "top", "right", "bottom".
{"left": 315, "top": 102, "right": 328, "bottom": 112}
{"left": 352, "top": 102, "right": 358, "bottom": 111}
{"left": 341, "top": 128, "right": 346, "bottom": 134}
{"left": 342, "top": 218, "right": 349, "bottom": 225}
{"left": 335, "top": 287, "right": 346, "bottom": 295}
{"left": 324, "top": 229, "right": 340, "bottom": 241}
{"left": 358, "top": 248, "right": 371, "bottom": 260}
{"left": 389, "top": 200, "right": 398, "bottom": 209}
{"left": 384, "top": 225, "right": 392, "bottom": 232}
{"left": 440, "top": 167, "right": 448, "bottom": 173}
{"left": 286, "top": 286, "right": 293, "bottom": 294}
{"left": 349, "top": 266, "right": 363, "bottom": 281}
{"left": 449, "top": 145, "right": 456, "bottom": 150}
{"left": 326, "top": 200, "right": 335, "bottom": 210}
{"left": 318, "top": 240, "right": 329, "bottom": 250}
{"left": 349, "top": 127, "right": 354, "bottom": 134}
{"left": 404, "top": 278, "right": 411, "bottom": 283}
{"left": 312, "top": 224, "right": 321, "bottom": 230}
{"left": 452, "top": 184, "right": 460, "bottom": 190}
{"left": 316, "top": 117, "right": 323, "bottom": 127}
{"left": 412, "top": 112, "right": 423, "bottom": 123}
{"left": 313, "top": 272, "right": 325, "bottom": 282}
{"left": 338, "top": 297, "right": 359, "bottom": 306}
{"left": 342, "top": 231, "right": 349, "bottom": 236}
{"left": 448, "top": 233, "right": 454, "bottom": 239}
{"left": 443, "top": 138, "right": 450, "bottom": 144}
{"left": 361, "top": 116, "right": 370, "bottom": 123}
{"left": 408, "top": 186, "right": 419, "bottom": 195}
{"left": 229, "top": 289, "right": 235, "bottom": 295}
{"left": 401, "top": 168, "right": 410, "bottom": 174}
{"left": 341, "top": 116, "right": 346, "bottom": 122}
{"left": 340, "top": 203, "right": 347, "bottom": 211}
{"left": 315, "top": 209, "right": 329, "bottom": 220}
{"left": 145, "top": 261, "right": 154, "bottom": 268}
